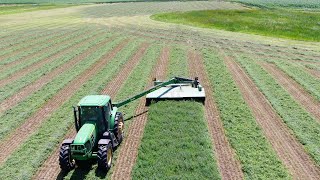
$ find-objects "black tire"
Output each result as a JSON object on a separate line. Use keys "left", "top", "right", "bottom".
{"left": 59, "top": 145, "right": 75, "bottom": 171}
{"left": 97, "top": 142, "right": 113, "bottom": 170}
{"left": 114, "top": 112, "right": 124, "bottom": 144}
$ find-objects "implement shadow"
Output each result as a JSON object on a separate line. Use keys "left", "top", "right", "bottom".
{"left": 124, "top": 109, "right": 148, "bottom": 122}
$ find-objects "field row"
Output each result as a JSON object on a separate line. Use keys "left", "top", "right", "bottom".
{"left": 1, "top": 37, "right": 319, "bottom": 179}
{"left": 1, "top": 2, "right": 320, "bottom": 179}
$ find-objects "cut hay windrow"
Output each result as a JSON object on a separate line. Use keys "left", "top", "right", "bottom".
{"left": 111, "top": 46, "right": 169, "bottom": 180}
{"left": 0, "top": 27, "right": 82, "bottom": 61}
{"left": 63, "top": 42, "right": 159, "bottom": 179}
{"left": 226, "top": 56, "right": 320, "bottom": 178}
{"left": 0, "top": 37, "right": 131, "bottom": 167}
{"left": 0, "top": 32, "right": 115, "bottom": 112}
{"left": 0, "top": 27, "right": 97, "bottom": 82}
{"left": 261, "top": 62, "right": 320, "bottom": 122}
{"left": 187, "top": 49, "right": 243, "bottom": 179}
{"left": 203, "top": 48, "right": 290, "bottom": 179}
{"left": 0, "top": 22, "right": 81, "bottom": 50}
{"left": 0, "top": 29, "right": 104, "bottom": 88}
{"left": 32, "top": 40, "right": 149, "bottom": 179}
{"left": 1, "top": 1, "right": 320, "bottom": 179}
{"left": 236, "top": 55, "right": 320, "bottom": 167}
{"left": 10, "top": 41, "right": 140, "bottom": 179}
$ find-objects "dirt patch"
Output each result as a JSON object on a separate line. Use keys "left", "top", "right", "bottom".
{"left": 33, "top": 41, "right": 148, "bottom": 179}
{"left": 0, "top": 32, "right": 113, "bottom": 114}
{"left": 261, "top": 62, "right": 320, "bottom": 123}
{"left": 111, "top": 46, "right": 169, "bottom": 180}
{"left": 0, "top": 38, "right": 130, "bottom": 165}
{"left": 187, "top": 49, "right": 244, "bottom": 180}
{"left": 225, "top": 55, "right": 320, "bottom": 179}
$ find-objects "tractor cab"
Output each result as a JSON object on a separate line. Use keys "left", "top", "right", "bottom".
{"left": 74, "top": 95, "right": 113, "bottom": 135}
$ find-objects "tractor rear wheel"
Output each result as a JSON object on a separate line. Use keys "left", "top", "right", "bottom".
{"left": 97, "top": 142, "right": 113, "bottom": 170}
{"left": 59, "top": 145, "right": 75, "bottom": 171}
{"left": 114, "top": 112, "right": 124, "bottom": 144}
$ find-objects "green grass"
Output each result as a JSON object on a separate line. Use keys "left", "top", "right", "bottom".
{"left": 0, "top": 28, "right": 81, "bottom": 67}
{"left": 167, "top": 46, "right": 188, "bottom": 78}
{"left": 272, "top": 60, "right": 320, "bottom": 101}
{"left": 132, "top": 101, "right": 220, "bottom": 179}
{"left": 0, "top": 4, "right": 74, "bottom": 15}
{"left": 236, "top": 54, "right": 320, "bottom": 166}
{"left": 0, "top": 29, "right": 102, "bottom": 103}
{"left": 64, "top": 42, "right": 162, "bottom": 179}
{"left": 0, "top": 0, "right": 136, "bottom": 4}
{"left": 0, "top": 39, "right": 143, "bottom": 180}
{"left": 202, "top": 49, "right": 290, "bottom": 179}
{"left": 152, "top": 9, "right": 320, "bottom": 42}
{"left": 0, "top": 33, "right": 120, "bottom": 140}
{"left": 231, "top": 0, "right": 320, "bottom": 9}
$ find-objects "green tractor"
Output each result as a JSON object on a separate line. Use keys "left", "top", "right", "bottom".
{"left": 59, "top": 77, "right": 205, "bottom": 171}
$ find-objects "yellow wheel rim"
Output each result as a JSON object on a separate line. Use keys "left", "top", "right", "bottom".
{"left": 107, "top": 148, "right": 112, "bottom": 166}
{"left": 118, "top": 121, "right": 124, "bottom": 136}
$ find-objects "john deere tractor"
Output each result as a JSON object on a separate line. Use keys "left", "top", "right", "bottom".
{"left": 59, "top": 77, "right": 205, "bottom": 171}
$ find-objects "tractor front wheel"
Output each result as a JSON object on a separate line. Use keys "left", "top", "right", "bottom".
{"left": 97, "top": 142, "right": 113, "bottom": 170}
{"left": 59, "top": 145, "right": 75, "bottom": 171}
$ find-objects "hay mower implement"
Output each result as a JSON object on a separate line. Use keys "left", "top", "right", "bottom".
{"left": 59, "top": 77, "right": 205, "bottom": 171}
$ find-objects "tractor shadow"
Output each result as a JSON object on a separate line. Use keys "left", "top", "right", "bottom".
{"left": 56, "top": 161, "right": 109, "bottom": 180}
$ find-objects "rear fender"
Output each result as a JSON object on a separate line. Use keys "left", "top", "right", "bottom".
{"left": 102, "top": 131, "right": 118, "bottom": 148}
{"left": 109, "top": 107, "right": 118, "bottom": 129}
{"left": 98, "top": 139, "right": 111, "bottom": 145}
{"left": 62, "top": 139, "right": 74, "bottom": 146}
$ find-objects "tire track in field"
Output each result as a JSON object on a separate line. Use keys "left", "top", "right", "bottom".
{"left": 187, "top": 50, "right": 243, "bottom": 180}
{"left": 261, "top": 62, "right": 320, "bottom": 123}
{"left": 0, "top": 34, "right": 115, "bottom": 114}
{"left": 224, "top": 56, "right": 320, "bottom": 179}
{"left": 0, "top": 30, "right": 104, "bottom": 88}
{"left": 111, "top": 46, "right": 169, "bottom": 180}
{"left": 33, "top": 42, "right": 149, "bottom": 179}
{"left": 0, "top": 28, "right": 80, "bottom": 63}
{"left": 0, "top": 38, "right": 130, "bottom": 165}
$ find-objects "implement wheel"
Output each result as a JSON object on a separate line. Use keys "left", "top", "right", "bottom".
{"left": 59, "top": 145, "right": 75, "bottom": 171}
{"left": 114, "top": 112, "right": 124, "bottom": 144}
{"left": 97, "top": 142, "right": 113, "bottom": 170}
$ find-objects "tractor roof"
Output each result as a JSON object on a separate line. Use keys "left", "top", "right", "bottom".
{"left": 78, "top": 95, "right": 111, "bottom": 106}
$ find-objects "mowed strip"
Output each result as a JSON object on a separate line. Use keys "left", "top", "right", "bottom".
{"left": 0, "top": 33, "right": 116, "bottom": 114}
{"left": 0, "top": 23, "right": 79, "bottom": 51}
{"left": 225, "top": 57, "right": 320, "bottom": 179}
{"left": 0, "top": 28, "right": 90, "bottom": 75}
{"left": 0, "top": 23, "right": 76, "bottom": 49}
{"left": 0, "top": 27, "right": 80, "bottom": 62}
{"left": 261, "top": 62, "right": 320, "bottom": 122}
{"left": 0, "top": 29, "right": 104, "bottom": 88}
{"left": 0, "top": 38, "right": 131, "bottom": 165}
{"left": 187, "top": 50, "right": 243, "bottom": 180}
{"left": 111, "top": 46, "right": 169, "bottom": 180}
{"left": 33, "top": 42, "right": 149, "bottom": 179}
{"left": 203, "top": 49, "right": 290, "bottom": 179}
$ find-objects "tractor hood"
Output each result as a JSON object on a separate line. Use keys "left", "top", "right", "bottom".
{"left": 73, "top": 122, "right": 96, "bottom": 144}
